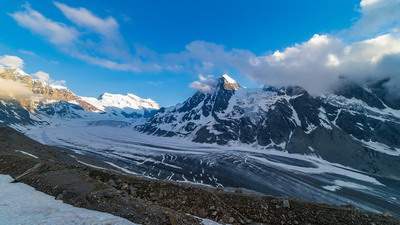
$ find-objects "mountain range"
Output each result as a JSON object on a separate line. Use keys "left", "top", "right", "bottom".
{"left": 1, "top": 66, "right": 400, "bottom": 217}
{"left": 139, "top": 74, "right": 400, "bottom": 179}
{"left": 0, "top": 67, "right": 160, "bottom": 126}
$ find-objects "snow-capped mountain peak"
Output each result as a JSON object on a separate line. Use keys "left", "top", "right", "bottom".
{"left": 221, "top": 74, "right": 239, "bottom": 91}
{"left": 221, "top": 73, "right": 236, "bottom": 84}
{"left": 81, "top": 92, "right": 160, "bottom": 112}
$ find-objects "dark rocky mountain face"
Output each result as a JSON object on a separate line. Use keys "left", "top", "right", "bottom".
{"left": 138, "top": 76, "right": 400, "bottom": 179}
{"left": 0, "top": 99, "right": 158, "bottom": 129}
{"left": 0, "top": 100, "right": 33, "bottom": 126}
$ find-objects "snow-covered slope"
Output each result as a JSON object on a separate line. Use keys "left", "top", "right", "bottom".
{"left": 0, "top": 175, "right": 136, "bottom": 225}
{"left": 81, "top": 92, "right": 159, "bottom": 117}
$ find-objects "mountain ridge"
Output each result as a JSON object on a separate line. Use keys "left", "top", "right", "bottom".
{"left": 138, "top": 74, "right": 400, "bottom": 179}
{"left": 0, "top": 67, "right": 160, "bottom": 125}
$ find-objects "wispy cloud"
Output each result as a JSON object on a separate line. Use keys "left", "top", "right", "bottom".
{"left": 190, "top": 74, "right": 218, "bottom": 93}
{"left": 54, "top": 2, "right": 132, "bottom": 60}
{"left": 0, "top": 55, "right": 24, "bottom": 69}
{"left": 0, "top": 54, "right": 67, "bottom": 89}
{"left": 11, "top": 5, "right": 78, "bottom": 45}
{"left": 32, "top": 70, "right": 66, "bottom": 88}
{"left": 346, "top": 0, "right": 400, "bottom": 38}
{"left": 10, "top": 3, "right": 141, "bottom": 72}
{"left": 54, "top": 2, "right": 118, "bottom": 35}
{"left": 0, "top": 78, "right": 34, "bottom": 100}
{"left": 18, "top": 49, "right": 37, "bottom": 56}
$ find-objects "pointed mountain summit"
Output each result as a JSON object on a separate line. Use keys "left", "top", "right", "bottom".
{"left": 221, "top": 74, "right": 240, "bottom": 91}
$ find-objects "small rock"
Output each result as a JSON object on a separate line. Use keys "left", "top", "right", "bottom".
{"left": 228, "top": 217, "right": 235, "bottom": 223}
{"left": 383, "top": 212, "right": 391, "bottom": 217}
{"left": 129, "top": 186, "right": 136, "bottom": 195}
{"left": 56, "top": 194, "right": 63, "bottom": 200}
{"left": 107, "top": 179, "right": 117, "bottom": 187}
{"left": 283, "top": 199, "right": 290, "bottom": 208}
{"left": 211, "top": 211, "right": 218, "bottom": 216}
{"left": 121, "top": 183, "right": 129, "bottom": 190}
{"left": 234, "top": 188, "right": 243, "bottom": 194}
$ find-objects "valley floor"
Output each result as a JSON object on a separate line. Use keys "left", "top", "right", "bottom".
{"left": 20, "top": 122, "right": 400, "bottom": 218}
{"left": 0, "top": 126, "right": 399, "bottom": 225}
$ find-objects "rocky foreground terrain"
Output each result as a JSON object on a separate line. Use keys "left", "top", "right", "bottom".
{"left": 0, "top": 126, "right": 398, "bottom": 225}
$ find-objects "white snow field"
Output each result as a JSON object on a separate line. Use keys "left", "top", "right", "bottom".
{"left": 0, "top": 175, "right": 137, "bottom": 225}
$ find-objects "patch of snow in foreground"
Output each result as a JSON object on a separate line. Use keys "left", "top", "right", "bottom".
{"left": 0, "top": 175, "right": 137, "bottom": 225}
{"left": 15, "top": 150, "right": 39, "bottom": 159}
{"left": 201, "top": 218, "right": 226, "bottom": 225}
{"left": 191, "top": 214, "right": 226, "bottom": 225}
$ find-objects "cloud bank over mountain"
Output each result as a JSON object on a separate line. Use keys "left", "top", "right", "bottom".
{"left": 0, "top": 55, "right": 24, "bottom": 69}
{"left": 0, "top": 55, "right": 67, "bottom": 96}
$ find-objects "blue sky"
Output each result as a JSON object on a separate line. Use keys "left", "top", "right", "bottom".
{"left": 1, "top": 0, "right": 399, "bottom": 106}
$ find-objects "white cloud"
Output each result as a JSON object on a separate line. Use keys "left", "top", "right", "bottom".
{"left": 32, "top": 70, "right": 66, "bottom": 88}
{"left": 242, "top": 35, "right": 345, "bottom": 94}
{"left": 32, "top": 71, "right": 50, "bottom": 83}
{"left": 0, "top": 55, "right": 24, "bottom": 69}
{"left": 347, "top": 0, "right": 400, "bottom": 38}
{"left": 326, "top": 54, "right": 340, "bottom": 67}
{"left": 11, "top": 3, "right": 135, "bottom": 72}
{"left": 0, "top": 78, "right": 33, "bottom": 100}
{"left": 18, "top": 49, "right": 37, "bottom": 56}
{"left": 11, "top": 5, "right": 78, "bottom": 45}
{"left": 360, "top": 0, "right": 383, "bottom": 8}
{"left": 190, "top": 74, "right": 218, "bottom": 93}
{"left": 241, "top": 32, "right": 400, "bottom": 94}
{"left": 177, "top": 1, "right": 400, "bottom": 95}
{"left": 54, "top": 2, "right": 131, "bottom": 60}
{"left": 54, "top": 2, "right": 118, "bottom": 36}
{"left": 178, "top": 30, "right": 400, "bottom": 95}
{"left": 160, "top": 41, "right": 255, "bottom": 75}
